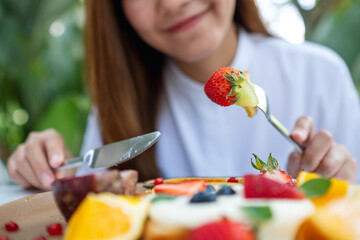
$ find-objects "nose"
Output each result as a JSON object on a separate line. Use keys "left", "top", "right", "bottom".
{"left": 158, "top": 0, "right": 192, "bottom": 14}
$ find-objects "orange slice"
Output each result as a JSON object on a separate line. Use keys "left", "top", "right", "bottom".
{"left": 64, "top": 193, "right": 150, "bottom": 240}
{"left": 296, "top": 171, "right": 348, "bottom": 206}
{"left": 297, "top": 199, "right": 360, "bottom": 240}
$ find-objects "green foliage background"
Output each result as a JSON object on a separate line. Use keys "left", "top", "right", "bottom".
{"left": 0, "top": 0, "right": 359, "bottom": 162}
{"left": 0, "top": 0, "right": 89, "bottom": 160}
{"left": 308, "top": 0, "right": 360, "bottom": 91}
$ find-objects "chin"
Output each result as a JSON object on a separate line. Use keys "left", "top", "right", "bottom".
{"left": 179, "top": 50, "right": 215, "bottom": 63}
{"left": 173, "top": 38, "right": 220, "bottom": 63}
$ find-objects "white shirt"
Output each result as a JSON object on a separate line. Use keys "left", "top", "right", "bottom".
{"left": 78, "top": 30, "right": 360, "bottom": 181}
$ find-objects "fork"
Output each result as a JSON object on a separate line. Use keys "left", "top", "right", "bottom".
{"left": 253, "top": 84, "right": 304, "bottom": 154}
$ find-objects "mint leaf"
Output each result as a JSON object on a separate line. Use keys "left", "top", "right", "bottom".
{"left": 298, "top": 178, "right": 331, "bottom": 198}
{"left": 241, "top": 206, "right": 272, "bottom": 221}
{"left": 151, "top": 194, "right": 176, "bottom": 203}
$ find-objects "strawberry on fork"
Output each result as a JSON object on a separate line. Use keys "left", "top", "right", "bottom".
{"left": 204, "top": 67, "right": 258, "bottom": 117}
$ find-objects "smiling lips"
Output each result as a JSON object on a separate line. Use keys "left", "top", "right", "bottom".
{"left": 166, "top": 10, "right": 208, "bottom": 33}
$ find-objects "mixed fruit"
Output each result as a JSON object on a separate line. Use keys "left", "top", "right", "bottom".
{"left": 59, "top": 154, "right": 356, "bottom": 240}
{"left": 3, "top": 154, "right": 356, "bottom": 240}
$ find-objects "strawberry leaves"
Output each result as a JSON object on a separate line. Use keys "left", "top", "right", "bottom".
{"left": 223, "top": 71, "right": 245, "bottom": 103}
{"left": 251, "top": 153, "right": 279, "bottom": 172}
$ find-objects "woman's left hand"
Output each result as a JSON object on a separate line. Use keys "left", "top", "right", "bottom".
{"left": 286, "top": 116, "right": 357, "bottom": 183}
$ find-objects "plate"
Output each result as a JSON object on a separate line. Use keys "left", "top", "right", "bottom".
{"left": 0, "top": 183, "right": 149, "bottom": 239}
{"left": 0, "top": 191, "right": 65, "bottom": 240}
{"left": 0, "top": 179, "right": 240, "bottom": 239}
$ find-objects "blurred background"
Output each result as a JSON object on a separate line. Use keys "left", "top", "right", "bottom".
{"left": 0, "top": 0, "right": 359, "bottom": 164}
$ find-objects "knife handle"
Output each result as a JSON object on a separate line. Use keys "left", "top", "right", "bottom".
{"left": 55, "top": 156, "right": 83, "bottom": 171}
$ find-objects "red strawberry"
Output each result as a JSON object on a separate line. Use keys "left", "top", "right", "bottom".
{"left": 153, "top": 177, "right": 164, "bottom": 186}
{"left": 188, "top": 219, "right": 256, "bottom": 240}
{"left": 244, "top": 174, "right": 305, "bottom": 199}
{"left": 227, "top": 177, "right": 239, "bottom": 183}
{"left": 154, "top": 180, "right": 206, "bottom": 196}
{"left": 204, "top": 67, "right": 243, "bottom": 106}
{"left": 251, "top": 153, "right": 295, "bottom": 186}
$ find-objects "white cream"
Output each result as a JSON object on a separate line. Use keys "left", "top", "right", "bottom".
{"left": 253, "top": 200, "right": 314, "bottom": 240}
{"left": 149, "top": 196, "right": 223, "bottom": 228}
{"left": 149, "top": 191, "right": 315, "bottom": 239}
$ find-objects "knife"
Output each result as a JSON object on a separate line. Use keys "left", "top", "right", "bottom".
{"left": 55, "top": 131, "right": 161, "bottom": 171}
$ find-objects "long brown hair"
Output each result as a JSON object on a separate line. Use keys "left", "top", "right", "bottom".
{"left": 84, "top": 0, "right": 269, "bottom": 181}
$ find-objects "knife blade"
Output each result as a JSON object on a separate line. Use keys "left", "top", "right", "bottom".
{"left": 56, "top": 131, "right": 161, "bottom": 171}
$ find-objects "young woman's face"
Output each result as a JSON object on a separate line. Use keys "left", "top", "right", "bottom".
{"left": 122, "top": 0, "right": 236, "bottom": 63}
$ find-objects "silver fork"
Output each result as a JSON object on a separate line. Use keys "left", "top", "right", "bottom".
{"left": 253, "top": 84, "right": 304, "bottom": 154}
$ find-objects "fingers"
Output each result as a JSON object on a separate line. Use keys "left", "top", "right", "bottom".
{"left": 301, "top": 130, "right": 333, "bottom": 172}
{"left": 55, "top": 147, "right": 75, "bottom": 179}
{"left": 289, "top": 117, "right": 357, "bottom": 182}
{"left": 8, "top": 144, "right": 42, "bottom": 189}
{"left": 332, "top": 150, "right": 357, "bottom": 183}
{"left": 25, "top": 133, "right": 55, "bottom": 189}
{"left": 7, "top": 152, "right": 31, "bottom": 188}
{"left": 7, "top": 129, "right": 73, "bottom": 190}
{"left": 287, "top": 151, "right": 302, "bottom": 178}
{"left": 291, "top": 116, "right": 313, "bottom": 144}
{"left": 313, "top": 143, "right": 346, "bottom": 178}
{"left": 42, "top": 129, "right": 67, "bottom": 168}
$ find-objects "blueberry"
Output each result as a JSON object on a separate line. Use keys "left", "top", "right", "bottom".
{"left": 216, "top": 185, "right": 235, "bottom": 196}
{"left": 190, "top": 192, "right": 217, "bottom": 203}
{"left": 205, "top": 185, "right": 216, "bottom": 194}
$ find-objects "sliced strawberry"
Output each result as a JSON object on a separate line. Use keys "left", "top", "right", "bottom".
{"left": 244, "top": 174, "right": 305, "bottom": 199}
{"left": 153, "top": 177, "right": 164, "bottom": 186}
{"left": 251, "top": 153, "right": 295, "bottom": 186}
{"left": 262, "top": 170, "right": 294, "bottom": 186}
{"left": 153, "top": 180, "right": 206, "bottom": 196}
{"left": 227, "top": 177, "right": 238, "bottom": 183}
{"left": 188, "top": 219, "right": 256, "bottom": 240}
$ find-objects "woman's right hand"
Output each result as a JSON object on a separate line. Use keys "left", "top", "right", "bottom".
{"left": 7, "top": 129, "right": 76, "bottom": 190}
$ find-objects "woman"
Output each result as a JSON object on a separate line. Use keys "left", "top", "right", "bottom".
{"left": 7, "top": 0, "right": 360, "bottom": 190}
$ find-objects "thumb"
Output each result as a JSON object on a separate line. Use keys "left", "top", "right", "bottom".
{"left": 291, "top": 116, "right": 313, "bottom": 145}
{"left": 286, "top": 151, "right": 302, "bottom": 178}
{"left": 42, "top": 130, "right": 67, "bottom": 168}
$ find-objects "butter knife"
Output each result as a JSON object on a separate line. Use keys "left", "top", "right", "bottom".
{"left": 56, "top": 131, "right": 161, "bottom": 171}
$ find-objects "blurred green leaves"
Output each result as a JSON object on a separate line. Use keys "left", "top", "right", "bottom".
{"left": 308, "top": 0, "right": 360, "bottom": 91}
{"left": 0, "top": 0, "right": 89, "bottom": 160}
{"left": 292, "top": 0, "right": 360, "bottom": 92}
